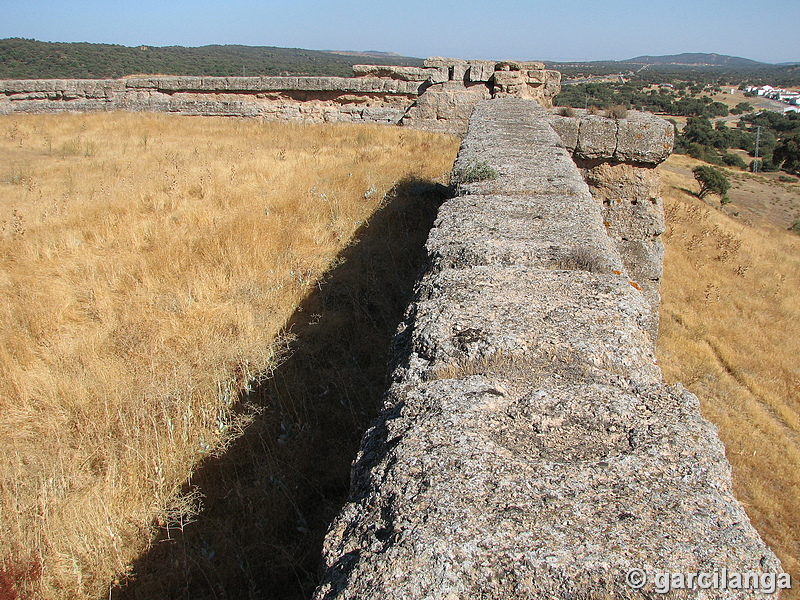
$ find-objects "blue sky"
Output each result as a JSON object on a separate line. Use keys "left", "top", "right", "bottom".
{"left": 2, "top": 0, "right": 797, "bottom": 64}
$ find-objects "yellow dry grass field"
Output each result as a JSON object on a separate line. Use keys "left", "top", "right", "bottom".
{"left": 0, "top": 112, "right": 459, "bottom": 599}
{"left": 657, "top": 153, "right": 800, "bottom": 595}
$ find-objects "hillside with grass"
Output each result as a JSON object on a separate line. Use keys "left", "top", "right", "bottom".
{"left": 657, "top": 153, "right": 800, "bottom": 596}
{"left": 0, "top": 38, "right": 424, "bottom": 79}
{"left": 0, "top": 112, "right": 459, "bottom": 599}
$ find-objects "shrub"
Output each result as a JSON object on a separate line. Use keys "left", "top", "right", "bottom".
{"left": 687, "top": 142, "right": 723, "bottom": 165}
{"left": 722, "top": 152, "right": 747, "bottom": 169}
{"left": 606, "top": 104, "right": 628, "bottom": 119}
{"left": 451, "top": 160, "right": 498, "bottom": 185}
{"left": 587, "top": 105, "right": 601, "bottom": 116}
{"left": 558, "top": 106, "right": 576, "bottom": 118}
{"left": 778, "top": 175, "right": 797, "bottom": 183}
{"left": 762, "top": 158, "right": 780, "bottom": 172}
{"left": 791, "top": 218, "right": 800, "bottom": 235}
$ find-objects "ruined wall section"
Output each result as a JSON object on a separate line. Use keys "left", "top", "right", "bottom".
{"left": 399, "top": 58, "right": 560, "bottom": 134}
{"left": 0, "top": 76, "right": 423, "bottom": 124}
{"left": 548, "top": 110, "right": 674, "bottom": 336}
{"left": 0, "top": 58, "right": 560, "bottom": 135}
{"left": 313, "top": 99, "right": 779, "bottom": 600}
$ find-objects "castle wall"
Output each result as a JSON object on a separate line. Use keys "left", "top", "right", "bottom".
{"left": 313, "top": 99, "right": 781, "bottom": 599}
{"left": 0, "top": 58, "right": 561, "bottom": 136}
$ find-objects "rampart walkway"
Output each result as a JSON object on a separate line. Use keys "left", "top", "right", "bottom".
{"left": 313, "top": 99, "right": 781, "bottom": 599}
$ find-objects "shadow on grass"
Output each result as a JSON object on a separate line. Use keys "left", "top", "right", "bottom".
{"left": 112, "top": 177, "right": 450, "bottom": 600}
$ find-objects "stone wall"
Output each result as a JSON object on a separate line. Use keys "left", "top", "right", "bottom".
{"left": 4, "top": 64, "right": 783, "bottom": 596}
{"left": 313, "top": 99, "right": 781, "bottom": 599}
{"left": 0, "top": 58, "right": 560, "bottom": 136}
{"left": 548, "top": 109, "right": 674, "bottom": 337}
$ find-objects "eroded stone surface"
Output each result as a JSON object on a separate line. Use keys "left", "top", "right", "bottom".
{"left": 427, "top": 193, "right": 624, "bottom": 273}
{"left": 352, "top": 65, "right": 449, "bottom": 83}
{"left": 397, "top": 265, "right": 662, "bottom": 388}
{"left": 316, "top": 379, "right": 776, "bottom": 600}
{"left": 315, "top": 99, "right": 780, "bottom": 600}
{"left": 400, "top": 84, "right": 491, "bottom": 136}
{"left": 580, "top": 161, "right": 666, "bottom": 333}
{"left": 548, "top": 109, "right": 674, "bottom": 164}
{"left": 546, "top": 109, "right": 674, "bottom": 336}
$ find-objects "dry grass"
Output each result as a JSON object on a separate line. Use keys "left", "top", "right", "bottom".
{"left": 661, "top": 153, "right": 800, "bottom": 230}
{"left": 0, "top": 112, "right": 459, "bottom": 599}
{"left": 657, "top": 153, "right": 800, "bottom": 595}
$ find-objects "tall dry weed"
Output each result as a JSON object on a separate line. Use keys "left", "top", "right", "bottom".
{"left": 0, "top": 113, "right": 459, "bottom": 599}
{"left": 658, "top": 154, "right": 800, "bottom": 596}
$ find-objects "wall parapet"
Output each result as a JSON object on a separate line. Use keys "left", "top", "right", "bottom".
{"left": 313, "top": 99, "right": 780, "bottom": 599}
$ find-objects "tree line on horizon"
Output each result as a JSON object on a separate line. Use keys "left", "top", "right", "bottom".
{"left": 0, "top": 38, "right": 423, "bottom": 79}
{"left": 2, "top": 39, "right": 798, "bottom": 84}
{"left": 555, "top": 61, "right": 800, "bottom": 88}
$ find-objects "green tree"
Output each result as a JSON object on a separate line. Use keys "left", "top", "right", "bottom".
{"left": 681, "top": 116, "right": 714, "bottom": 145}
{"left": 773, "top": 133, "right": 800, "bottom": 174}
{"left": 722, "top": 152, "right": 747, "bottom": 169}
{"left": 693, "top": 165, "right": 731, "bottom": 203}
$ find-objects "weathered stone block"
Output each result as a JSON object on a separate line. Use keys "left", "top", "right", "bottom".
{"left": 575, "top": 114, "right": 618, "bottom": 159}
{"left": 428, "top": 193, "right": 625, "bottom": 275}
{"left": 544, "top": 69, "right": 562, "bottom": 96}
{"left": 582, "top": 162, "right": 662, "bottom": 204}
{"left": 400, "top": 84, "right": 490, "bottom": 135}
{"left": 323, "top": 109, "right": 359, "bottom": 123}
{"left": 121, "top": 75, "right": 423, "bottom": 95}
{"left": 520, "top": 61, "right": 546, "bottom": 70}
{"left": 602, "top": 196, "right": 666, "bottom": 239}
{"left": 492, "top": 70, "right": 524, "bottom": 86}
{"left": 451, "top": 62, "right": 468, "bottom": 83}
{"left": 578, "top": 161, "right": 666, "bottom": 336}
{"left": 361, "top": 106, "right": 405, "bottom": 123}
{"left": 615, "top": 112, "right": 674, "bottom": 164}
{"left": 547, "top": 113, "right": 579, "bottom": 151}
{"left": 495, "top": 60, "right": 523, "bottom": 71}
{"left": 352, "top": 65, "right": 448, "bottom": 83}
{"left": 406, "top": 265, "right": 661, "bottom": 384}
{"left": 423, "top": 57, "right": 467, "bottom": 69}
{"left": 552, "top": 110, "right": 674, "bottom": 164}
{"left": 468, "top": 60, "right": 496, "bottom": 82}
{"left": 526, "top": 70, "right": 546, "bottom": 83}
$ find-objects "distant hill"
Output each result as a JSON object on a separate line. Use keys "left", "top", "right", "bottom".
{"left": 0, "top": 38, "right": 424, "bottom": 79}
{"left": 624, "top": 53, "right": 766, "bottom": 67}
{"left": 546, "top": 53, "right": 800, "bottom": 87}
